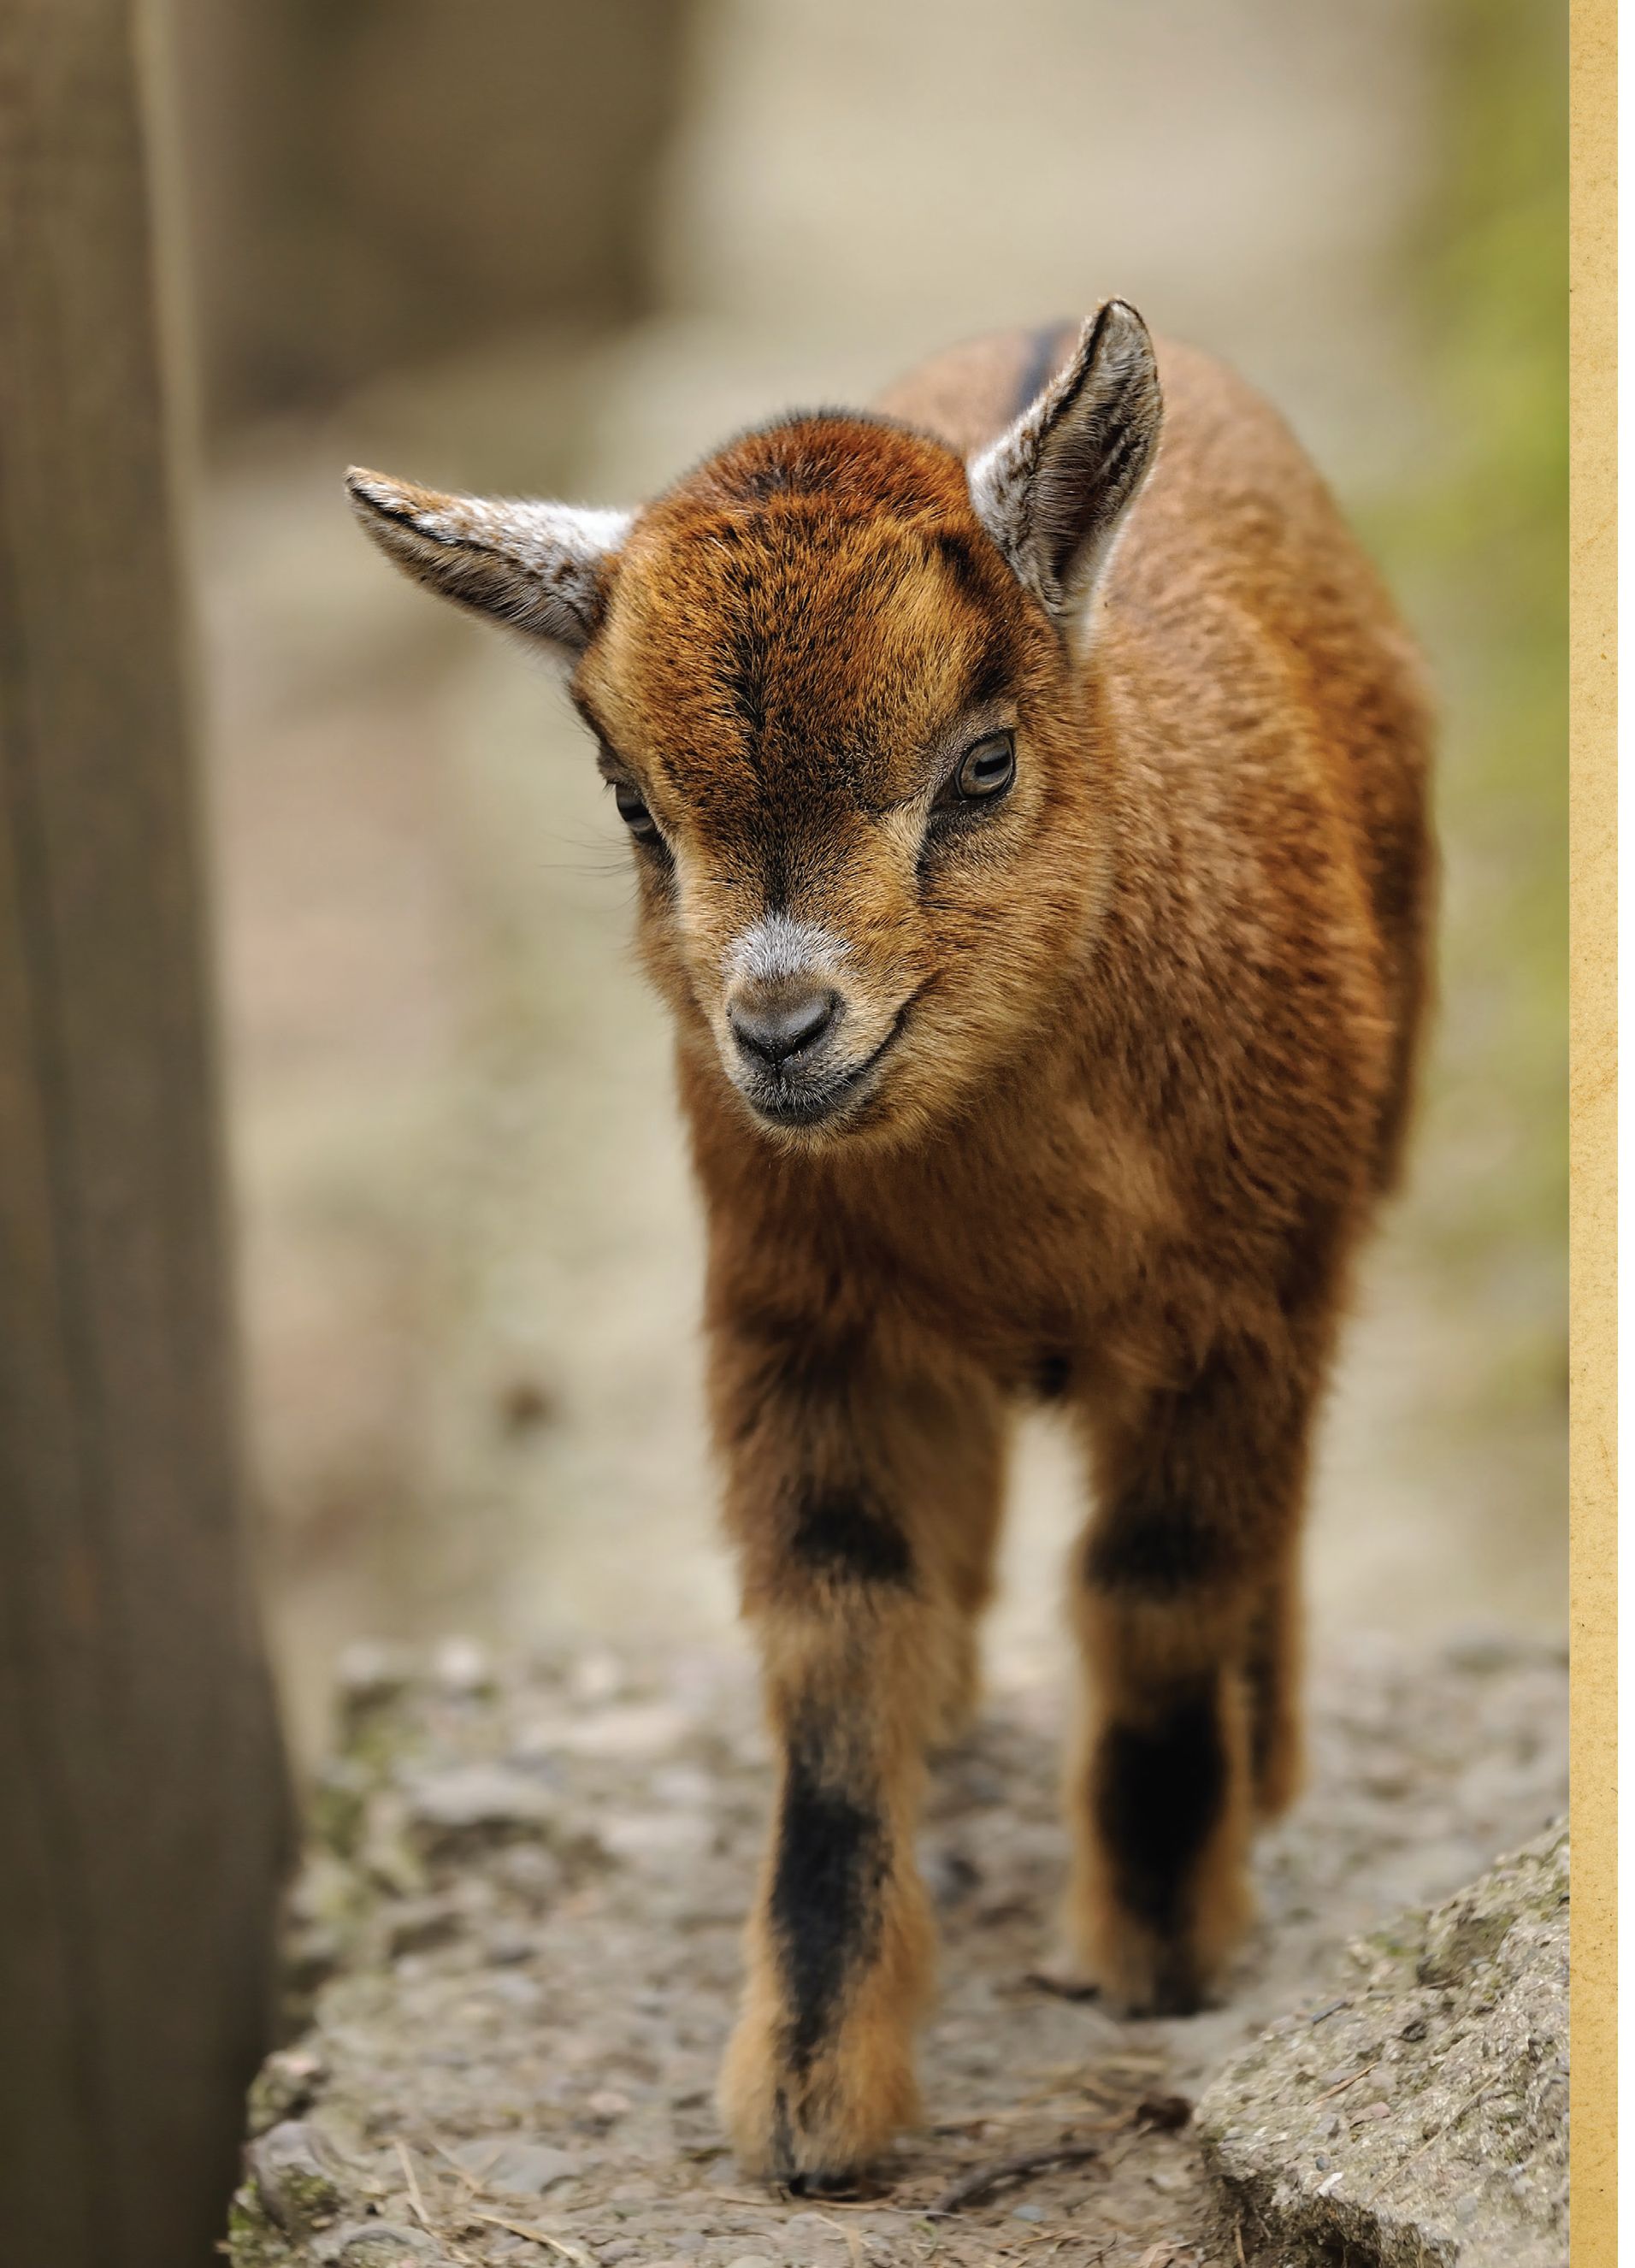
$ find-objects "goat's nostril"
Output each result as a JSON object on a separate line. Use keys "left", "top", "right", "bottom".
{"left": 729, "top": 987, "right": 841, "bottom": 1068}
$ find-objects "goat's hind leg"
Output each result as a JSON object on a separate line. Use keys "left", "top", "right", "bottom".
{"left": 1066, "top": 1344, "right": 1314, "bottom": 2014}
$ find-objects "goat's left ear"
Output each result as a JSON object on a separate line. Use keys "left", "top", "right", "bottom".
{"left": 967, "top": 300, "right": 1162, "bottom": 636}
{"left": 345, "top": 469, "right": 633, "bottom": 659}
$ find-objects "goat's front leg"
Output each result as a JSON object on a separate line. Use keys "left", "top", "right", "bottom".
{"left": 711, "top": 1323, "right": 990, "bottom": 2189}
{"left": 1069, "top": 1338, "right": 1319, "bottom": 2015}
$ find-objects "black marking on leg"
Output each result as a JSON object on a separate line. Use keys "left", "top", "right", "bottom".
{"left": 723, "top": 1312, "right": 862, "bottom": 1449}
{"left": 770, "top": 1716, "right": 886, "bottom": 2071}
{"left": 788, "top": 1479, "right": 913, "bottom": 1587}
{"left": 1083, "top": 1489, "right": 1229, "bottom": 1598}
{"left": 1094, "top": 1683, "right": 1225, "bottom": 1940}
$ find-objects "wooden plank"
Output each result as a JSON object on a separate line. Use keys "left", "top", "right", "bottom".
{"left": 0, "top": 2, "right": 292, "bottom": 2261}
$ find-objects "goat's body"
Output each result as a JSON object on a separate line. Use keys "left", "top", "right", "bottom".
{"left": 693, "top": 327, "right": 1431, "bottom": 1417}
{"left": 699, "top": 329, "right": 1432, "bottom": 2183}
{"left": 351, "top": 311, "right": 1435, "bottom": 2194}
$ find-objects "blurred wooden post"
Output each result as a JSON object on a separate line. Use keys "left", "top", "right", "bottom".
{"left": 0, "top": 2, "right": 292, "bottom": 2263}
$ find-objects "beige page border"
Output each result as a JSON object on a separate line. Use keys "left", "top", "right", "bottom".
{"left": 1571, "top": 0, "right": 1615, "bottom": 2258}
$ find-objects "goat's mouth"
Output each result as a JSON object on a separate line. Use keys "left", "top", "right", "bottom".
{"left": 737, "top": 1001, "right": 914, "bottom": 1132}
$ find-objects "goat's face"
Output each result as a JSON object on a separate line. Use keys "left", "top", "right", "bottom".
{"left": 348, "top": 305, "right": 1162, "bottom": 1150}
{"left": 576, "top": 423, "right": 1102, "bottom": 1147}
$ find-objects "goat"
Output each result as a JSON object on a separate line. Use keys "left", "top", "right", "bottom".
{"left": 348, "top": 301, "right": 1433, "bottom": 2193}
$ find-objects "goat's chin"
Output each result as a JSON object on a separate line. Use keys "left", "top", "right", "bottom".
{"left": 730, "top": 1071, "right": 897, "bottom": 1151}
{"left": 730, "top": 1052, "right": 965, "bottom": 1161}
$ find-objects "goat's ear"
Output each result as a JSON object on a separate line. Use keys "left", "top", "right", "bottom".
{"left": 967, "top": 300, "right": 1162, "bottom": 635}
{"left": 345, "top": 469, "right": 633, "bottom": 658}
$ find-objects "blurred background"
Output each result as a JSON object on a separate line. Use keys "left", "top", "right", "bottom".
{"left": 162, "top": 0, "right": 1567, "bottom": 1763}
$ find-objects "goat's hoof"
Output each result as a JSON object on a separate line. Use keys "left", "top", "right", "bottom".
{"left": 718, "top": 2007, "right": 916, "bottom": 2194}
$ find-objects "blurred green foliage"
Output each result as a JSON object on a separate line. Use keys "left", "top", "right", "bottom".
{"left": 1368, "top": 0, "right": 1566, "bottom": 1409}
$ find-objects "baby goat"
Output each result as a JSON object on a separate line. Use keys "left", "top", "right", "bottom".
{"left": 348, "top": 303, "right": 1432, "bottom": 2192}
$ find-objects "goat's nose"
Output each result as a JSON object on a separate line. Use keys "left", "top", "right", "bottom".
{"left": 729, "top": 986, "right": 841, "bottom": 1068}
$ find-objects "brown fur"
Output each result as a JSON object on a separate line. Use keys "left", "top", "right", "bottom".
{"left": 346, "top": 307, "right": 1434, "bottom": 2191}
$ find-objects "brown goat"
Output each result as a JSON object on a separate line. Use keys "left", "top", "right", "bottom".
{"left": 348, "top": 303, "right": 1433, "bottom": 2192}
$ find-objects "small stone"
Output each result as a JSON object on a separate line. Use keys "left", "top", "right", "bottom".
{"left": 433, "top": 1636, "right": 494, "bottom": 1694}
{"left": 386, "top": 1897, "right": 462, "bottom": 1957}
{"left": 247, "top": 2120, "right": 345, "bottom": 2236}
{"left": 1134, "top": 2093, "right": 1193, "bottom": 2131}
{"left": 920, "top": 1842, "right": 982, "bottom": 1909}
{"left": 1011, "top": 2203, "right": 1046, "bottom": 2222}
{"left": 724, "top": 2255, "right": 778, "bottom": 2268}
{"left": 587, "top": 2088, "right": 634, "bottom": 2118}
{"left": 600, "top": 1810, "right": 712, "bottom": 1862}
{"left": 335, "top": 1641, "right": 416, "bottom": 1728}
{"left": 485, "top": 1971, "right": 544, "bottom": 2013}
{"left": 650, "top": 1763, "right": 714, "bottom": 1808}
{"left": 247, "top": 2048, "right": 327, "bottom": 2133}
{"left": 319, "top": 2224, "right": 443, "bottom": 2265}
{"left": 569, "top": 1647, "right": 626, "bottom": 1703}
{"left": 495, "top": 1844, "right": 564, "bottom": 1906}
{"left": 1444, "top": 1628, "right": 1517, "bottom": 1673}
{"left": 404, "top": 1764, "right": 558, "bottom": 1857}
{"left": 555, "top": 1702, "right": 692, "bottom": 1758}
{"left": 309, "top": 1758, "right": 372, "bottom": 1857}
{"left": 449, "top": 2136, "right": 579, "bottom": 2196}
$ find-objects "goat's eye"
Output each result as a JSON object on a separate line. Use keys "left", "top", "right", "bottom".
{"left": 951, "top": 731, "right": 1016, "bottom": 802}
{"left": 613, "top": 781, "right": 661, "bottom": 845}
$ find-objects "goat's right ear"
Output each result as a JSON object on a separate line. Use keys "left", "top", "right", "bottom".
{"left": 966, "top": 301, "right": 1162, "bottom": 635}
{"left": 345, "top": 469, "right": 633, "bottom": 659}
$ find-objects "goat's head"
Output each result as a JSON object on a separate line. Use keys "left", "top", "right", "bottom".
{"left": 349, "top": 303, "right": 1162, "bottom": 1149}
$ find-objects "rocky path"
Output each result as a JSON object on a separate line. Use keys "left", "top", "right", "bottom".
{"left": 233, "top": 1631, "right": 1565, "bottom": 2268}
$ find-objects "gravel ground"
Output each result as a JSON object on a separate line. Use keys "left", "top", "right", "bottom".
{"left": 233, "top": 1629, "right": 1567, "bottom": 2268}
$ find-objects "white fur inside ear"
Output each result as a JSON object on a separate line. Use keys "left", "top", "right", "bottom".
{"left": 968, "top": 423, "right": 1048, "bottom": 603}
{"left": 346, "top": 470, "right": 633, "bottom": 652}
{"left": 480, "top": 500, "right": 636, "bottom": 637}
{"left": 966, "top": 302, "right": 1161, "bottom": 634}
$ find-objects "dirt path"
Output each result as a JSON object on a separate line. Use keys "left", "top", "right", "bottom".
{"left": 233, "top": 1631, "right": 1566, "bottom": 2267}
